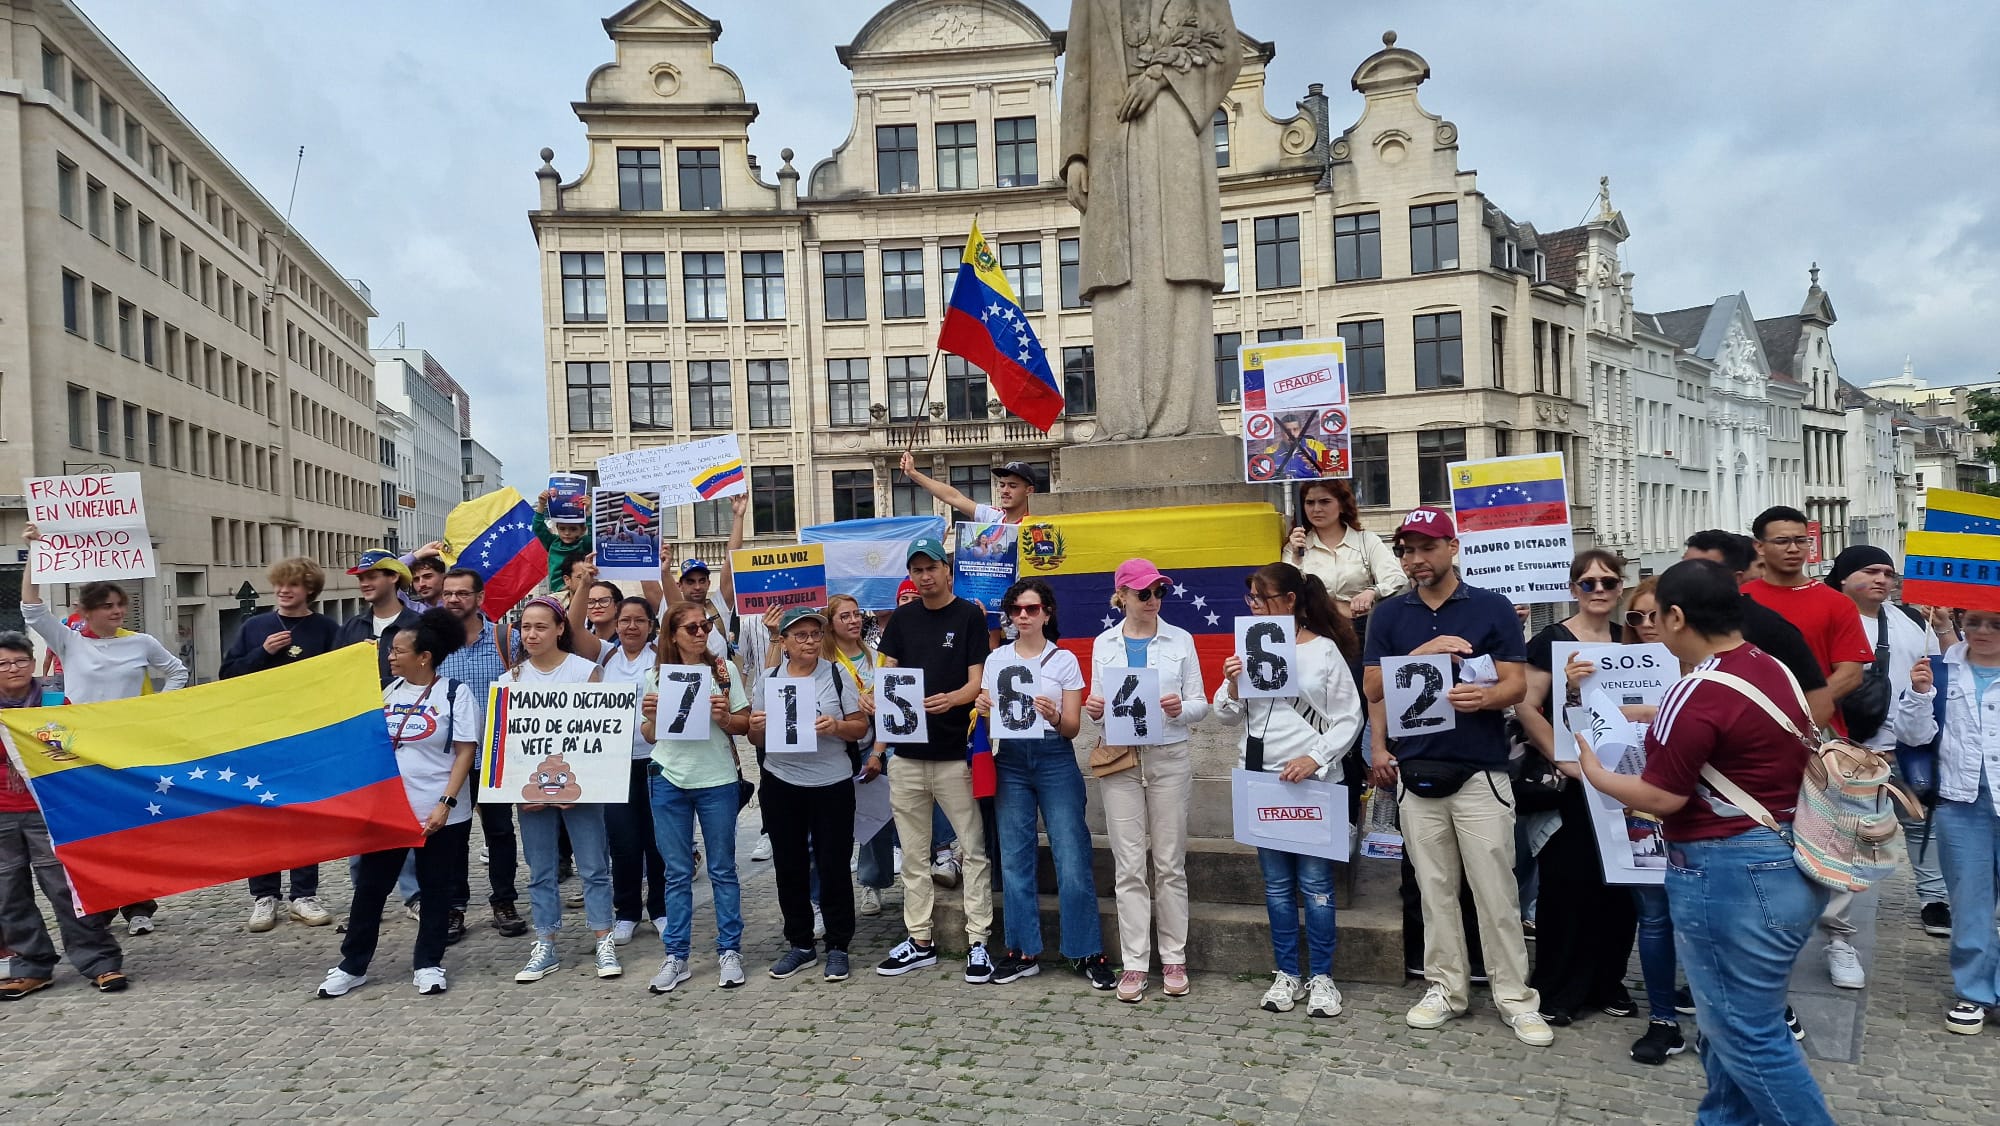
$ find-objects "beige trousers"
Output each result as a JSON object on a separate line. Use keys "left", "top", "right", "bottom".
{"left": 1099, "top": 740, "right": 1192, "bottom": 970}
{"left": 888, "top": 756, "right": 992, "bottom": 945}
{"left": 1399, "top": 770, "right": 1539, "bottom": 1017}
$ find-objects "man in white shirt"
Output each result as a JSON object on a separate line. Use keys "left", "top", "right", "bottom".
{"left": 898, "top": 451, "right": 1035, "bottom": 526}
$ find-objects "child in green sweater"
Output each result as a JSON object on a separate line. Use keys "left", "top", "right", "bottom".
{"left": 533, "top": 489, "right": 593, "bottom": 594}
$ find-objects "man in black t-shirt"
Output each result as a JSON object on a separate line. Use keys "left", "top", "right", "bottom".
{"left": 866, "top": 537, "right": 995, "bottom": 982}
{"left": 1682, "top": 532, "right": 1830, "bottom": 724}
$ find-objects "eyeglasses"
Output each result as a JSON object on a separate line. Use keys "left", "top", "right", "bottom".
{"left": 1244, "top": 591, "right": 1287, "bottom": 607}
{"left": 1006, "top": 603, "right": 1047, "bottom": 617}
{"left": 786, "top": 631, "right": 824, "bottom": 642}
{"left": 1964, "top": 618, "right": 2000, "bottom": 634}
{"left": 1131, "top": 584, "right": 1169, "bottom": 603}
{"left": 586, "top": 597, "right": 615, "bottom": 607}
{"left": 1760, "top": 536, "right": 1813, "bottom": 549}
{"left": 1623, "top": 609, "right": 1657, "bottom": 628}
{"left": 0, "top": 658, "right": 31, "bottom": 671}
{"left": 1575, "top": 578, "right": 1623, "bottom": 593}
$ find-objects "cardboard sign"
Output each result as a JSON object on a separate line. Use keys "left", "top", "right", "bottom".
{"left": 24, "top": 473, "right": 155, "bottom": 582}
{"left": 988, "top": 659, "right": 1050, "bottom": 740}
{"left": 478, "top": 683, "right": 637, "bottom": 804}
{"left": 1381, "top": 655, "right": 1455, "bottom": 738}
{"left": 547, "top": 474, "right": 590, "bottom": 522}
{"left": 1234, "top": 616, "right": 1299, "bottom": 699}
{"left": 1230, "top": 769, "right": 1351, "bottom": 860}
{"left": 593, "top": 489, "right": 662, "bottom": 581}
{"left": 650, "top": 665, "right": 713, "bottom": 743}
{"left": 1238, "top": 338, "right": 1352, "bottom": 484}
{"left": 875, "top": 668, "right": 928, "bottom": 746}
{"left": 1098, "top": 666, "right": 1163, "bottom": 746}
{"left": 729, "top": 544, "right": 828, "bottom": 616}
{"left": 1549, "top": 642, "right": 1676, "bottom": 762}
{"left": 952, "top": 522, "right": 1019, "bottom": 620}
{"left": 1447, "top": 453, "right": 1573, "bottom": 605}
{"left": 762, "top": 676, "right": 816, "bottom": 755}
{"left": 595, "top": 434, "right": 746, "bottom": 506}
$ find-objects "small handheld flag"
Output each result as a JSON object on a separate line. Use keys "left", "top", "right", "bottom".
{"left": 938, "top": 222, "right": 1063, "bottom": 432}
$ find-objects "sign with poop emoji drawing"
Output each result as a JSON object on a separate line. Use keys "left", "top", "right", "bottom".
{"left": 477, "top": 684, "right": 638, "bottom": 804}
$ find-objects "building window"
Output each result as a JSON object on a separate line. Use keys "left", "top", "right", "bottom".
{"left": 935, "top": 122, "right": 977, "bottom": 191}
{"left": 141, "top": 313, "right": 158, "bottom": 366}
{"left": 1059, "top": 238, "right": 1083, "bottom": 309}
{"left": 560, "top": 252, "right": 606, "bottom": 323}
{"left": 1410, "top": 202, "right": 1459, "bottom": 273}
{"left": 123, "top": 403, "right": 141, "bottom": 461}
{"left": 693, "top": 498, "right": 729, "bottom": 539}
{"left": 1353, "top": 433, "right": 1390, "bottom": 508}
{"left": 67, "top": 386, "right": 88, "bottom": 448}
{"left": 96, "top": 393, "right": 114, "bottom": 454}
{"left": 887, "top": 356, "right": 927, "bottom": 422}
{"left": 1334, "top": 212, "right": 1382, "bottom": 281}
{"left": 98, "top": 94, "right": 117, "bottom": 141}
{"left": 681, "top": 252, "right": 727, "bottom": 322}
{"left": 687, "top": 360, "right": 732, "bottom": 429}
{"left": 1494, "top": 427, "right": 1512, "bottom": 458}
{"left": 1533, "top": 321, "right": 1547, "bottom": 392}
{"left": 832, "top": 470, "right": 876, "bottom": 522}
{"left": 876, "top": 125, "right": 918, "bottom": 194}
{"left": 827, "top": 358, "right": 870, "bottom": 427}
{"left": 1254, "top": 215, "right": 1300, "bottom": 290}
{"left": 1258, "top": 327, "right": 1304, "bottom": 343}
{"left": 57, "top": 157, "right": 78, "bottom": 222}
{"left": 565, "top": 361, "right": 611, "bottom": 432}
{"left": 124, "top": 120, "right": 142, "bottom": 161}
{"left": 1219, "top": 221, "right": 1240, "bottom": 294}
{"left": 677, "top": 148, "right": 722, "bottom": 211}
{"left": 746, "top": 360, "right": 791, "bottom": 429}
{"left": 741, "top": 251, "right": 785, "bottom": 321}
{"left": 1212, "top": 109, "right": 1230, "bottom": 167}
{"left": 169, "top": 419, "right": 183, "bottom": 469}
{"left": 61, "top": 271, "right": 83, "bottom": 334}
{"left": 137, "top": 214, "right": 154, "bottom": 271}
{"left": 939, "top": 244, "right": 963, "bottom": 306}
{"left": 751, "top": 466, "right": 795, "bottom": 535}
{"left": 1000, "top": 242, "right": 1042, "bottom": 311}
{"left": 881, "top": 248, "right": 926, "bottom": 319}
{"left": 996, "top": 116, "right": 1037, "bottom": 187}
{"left": 891, "top": 477, "right": 928, "bottom": 516}
{"left": 628, "top": 362, "right": 672, "bottom": 430}
{"left": 1062, "top": 346, "right": 1096, "bottom": 415}
{"left": 85, "top": 178, "right": 105, "bottom": 239}
{"left": 1417, "top": 428, "right": 1467, "bottom": 505}
{"left": 948, "top": 466, "right": 993, "bottom": 507}
{"left": 1215, "top": 332, "right": 1242, "bottom": 405}
{"left": 622, "top": 252, "right": 670, "bottom": 322}
{"left": 1551, "top": 330, "right": 1567, "bottom": 397}
{"left": 1339, "top": 319, "right": 1386, "bottom": 395}
{"left": 42, "top": 47, "right": 63, "bottom": 94}
{"left": 823, "top": 251, "right": 866, "bottom": 321}
{"left": 71, "top": 73, "right": 92, "bottom": 121}
{"left": 91, "top": 286, "right": 111, "bottom": 347}
{"left": 1414, "top": 313, "right": 1464, "bottom": 390}
{"left": 944, "top": 356, "right": 987, "bottom": 421}
{"left": 1490, "top": 314, "right": 1507, "bottom": 388}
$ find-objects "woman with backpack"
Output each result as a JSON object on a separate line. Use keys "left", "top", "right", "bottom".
{"left": 1930, "top": 605, "right": 2000, "bottom": 1036}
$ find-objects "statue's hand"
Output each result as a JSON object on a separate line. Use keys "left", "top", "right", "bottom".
{"left": 1064, "top": 160, "right": 1088, "bottom": 212}
{"left": 1117, "top": 72, "right": 1166, "bottom": 123}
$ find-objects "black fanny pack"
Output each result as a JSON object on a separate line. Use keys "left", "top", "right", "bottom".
{"left": 1398, "top": 757, "right": 1482, "bottom": 800}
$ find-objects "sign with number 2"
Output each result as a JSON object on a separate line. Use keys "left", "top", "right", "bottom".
{"left": 1381, "top": 655, "right": 1455, "bottom": 738}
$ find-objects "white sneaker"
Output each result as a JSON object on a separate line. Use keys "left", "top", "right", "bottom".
{"left": 858, "top": 887, "right": 883, "bottom": 917}
{"left": 611, "top": 920, "right": 638, "bottom": 946}
{"left": 1826, "top": 938, "right": 1865, "bottom": 989}
{"left": 931, "top": 846, "right": 962, "bottom": 889}
{"left": 1507, "top": 1010, "right": 1556, "bottom": 1046}
{"left": 125, "top": 914, "right": 154, "bottom": 936}
{"left": 289, "top": 896, "right": 332, "bottom": 927}
{"left": 247, "top": 896, "right": 280, "bottom": 933}
{"left": 651, "top": 916, "right": 669, "bottom": 935}
{"left": 1307, "top": 974, "right": 1342, "bottom": 1018}
{"left": 413, "top": 966, "right": 447, "bottom": 995}
{"left": 594, "top": 934, "right": 623, "bottom": 979}
{"left": 718, "top": 949, "right": 746, "bottom": 989}
{"left": 1405, "top": 983, "right": 1460, "bottom": 1029}
{"left": 813, "top": 904, "right": 826, "bottom": 939}
{"left": 316, "top": 967, "right": 365, "bottom": 998}
{"left": 750, "top": 834, "right": 772, "bottom": 862}
{"left": 1260, "top": 971, "right": 1303, "bottom": 1013}
{"left": 648, "top": 955, "right": 691, "bottom": 995}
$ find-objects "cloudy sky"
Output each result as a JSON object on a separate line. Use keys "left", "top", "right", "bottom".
{"left": 80, "top": 0, "right": 2000, "bottom": 485}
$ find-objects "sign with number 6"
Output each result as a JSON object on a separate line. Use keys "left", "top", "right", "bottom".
{"left": 653, "top": 666, "right": 713, "bottom": 742}
{"left": 991, "top": 660, "right": 1049, "bottom": 738}
{"left": 1233, "top": 616, "right": 1298, "bottom": 699}
{"left": 1381, "top": 655, "right": 1456, "bottom": 738}
{"left": 874, "top": 668, "right": 928, "bottom": 746}
{"left": 1099, "top": 666, "right": 1163, "bottom": 746}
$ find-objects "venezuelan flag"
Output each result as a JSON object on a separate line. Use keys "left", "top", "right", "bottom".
{"left": 1450, "top": 453, "right": 1569, "bottom": 534}
{"left": 1924, "top": 487, "right": 2000, "bottom": 536}
{"left": 1902, "top": 529, "right": 2000, "bottom": 613}
{"left": 621, "top": 491, "right": 659, "bottom": 527}
{"left": 443, "top": 487, "right": 548, "bottom": 619}
{"left": 0, "top": 645, "right": 423, "bottom": 914}
{"left": 966, "top": 714, "right": 995, "bottom": 800}
{"left": 938, "top": 222, "right": 1062, "bottom": 432}
{"left": 693, "top": 460, "right": 746, "bottom": 500}
{"left": 1020, "top": 503, "right": 1282, "bottom": 695}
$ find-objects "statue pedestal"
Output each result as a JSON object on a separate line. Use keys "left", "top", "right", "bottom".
{"left": 1037, "top": 434, "right": 1271, "bottom": 514}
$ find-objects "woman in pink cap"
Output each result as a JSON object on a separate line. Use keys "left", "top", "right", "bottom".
{"left": 1084, "top": 558, "right": 1209, "bottom": 1002}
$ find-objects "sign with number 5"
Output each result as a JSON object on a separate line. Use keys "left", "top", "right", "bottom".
{"left": 875, "top": 668, "right": 928, "bottom": 746}
{"left": 1233, "top": 616, "right": 1298, "bottom": 699}
{"left": 1381, "top": 655, "right": 1456, "bottom": 738}
{"left": 653, "top": 666, "right": 713, "bottom": 742}
{"left": 1100, "top": 667, "right": 1163, "bottom": 746}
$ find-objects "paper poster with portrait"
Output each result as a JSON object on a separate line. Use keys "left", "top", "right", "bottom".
{"left": 592, "top": 489, "right": 662, "bottom": 581}
{"left": 1238, "top": 337, "right": 1352, "bottom": 484}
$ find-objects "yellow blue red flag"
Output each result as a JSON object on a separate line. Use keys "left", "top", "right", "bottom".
{"left": 938, "top": 223, "right": 1062, "bottom": 431}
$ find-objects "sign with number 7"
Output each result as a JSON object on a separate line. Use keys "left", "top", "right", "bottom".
{"left": 652, "top": 666, "right": 713, "bottom": 742}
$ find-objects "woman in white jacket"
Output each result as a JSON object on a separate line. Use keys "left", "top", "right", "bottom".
{"left": 1214, "top": 562, "right": 1362, "bottom": 1019}
{"left": 1084, "top": 558, "right": 1209, "bottom": 1003}
{"left": 1931, "top": 618, "right": 2000, "bottom": 1037}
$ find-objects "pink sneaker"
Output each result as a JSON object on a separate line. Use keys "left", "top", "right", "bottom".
{"left": 1162, "top": 963, "right": 1190, "bottom": 996}
{"left": 1116, "top": 970, "right": 1148, "bottom": 1003}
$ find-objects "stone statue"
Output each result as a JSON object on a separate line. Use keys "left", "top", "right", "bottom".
{"left": 1061, "top": 0, "right": 1241, "bottom": 441}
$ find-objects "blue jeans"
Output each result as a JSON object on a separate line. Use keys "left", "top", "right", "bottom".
{"left": 993, "top": 733, "right": 1102, "bottom": 959}
{"left": 1668, "top": 829, "right": 1834, "bottom": 1126}
{"left": 1934, "top": 777, "right": 2000, "bottom": 1007}
{"left": 1633, "top": 884, "right": 1678, "bottom": 1022}
{"left": 518, "top": 804, "right": 613, "bottom": 937}
{"left": 648, "top": 771, "right": 742, "bottom": 959}
{"left": 1258, "top": 847, "right": 1337, "bottom": 978}
{"left": 856, "top": 822, "right": 897, "bottom": 890}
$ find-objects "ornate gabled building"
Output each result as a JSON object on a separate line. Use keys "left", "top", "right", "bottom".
{"left": 1759, "top": 266, "right": 1848, "bottom": 558}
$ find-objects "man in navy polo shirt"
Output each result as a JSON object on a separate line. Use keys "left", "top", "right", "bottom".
{"left": 1362, "top": 506, "right": 1550, "bottom": 1046}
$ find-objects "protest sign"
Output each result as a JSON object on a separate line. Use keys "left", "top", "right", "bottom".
{"left": 1549, "top": 642, "right": 1676, "bottom": 762}
{"left": 952, "top": 522, "right": 1019, "bottom": 620}
{"left": 762, "top": 676, "right": 816, "bottom": 754}
{"left": 1576, "top": 713, "right": 1667, "bottom": 885}
{"left": 729, "top": 544, "right": 828, "bottom": 616}
{"left": 1230, "top": 769, "right": 1351, "bottom": 861}
{"left": 853, "top": 774, "right": 894, "bottom": 846}
{"left": 24, "top": 473, "right": 155, "bottom": 582}
{"left": 478, "top": 683, "right": 637, "bottom": 804}
{"left": 592, "top": 489, "right": 661, "bottom": 581}
{"left": 987, "top": 657, "right": 1050, "bottom": 740}
{"left": 1098, "top": 666, "right": 1164, "bottom": 746}
{"left": 1233, "top": 616, "right": 1298, "bottom": 699}
{"left": 595, "top": 435, "right": 746, "bottom": 506}
{"left": 649, "top": 666, "right": 713, "bottom": 743}
{"left": 547, "top": 474, "right": 590, "bottom": 522}
{"left": 1448, "top": 453, "right": 1572, "bottom": 605}
{"left": 1381, "top": 655, "right": 1455, "bottom": 737}
{"left": 875, "top": 668, "right": 928, "bottom": 746}
{"left": 1237, "top": 337, "right": 1351, "bottom": 483}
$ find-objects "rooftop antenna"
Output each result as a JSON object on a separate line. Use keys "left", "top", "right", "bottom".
{"left": 262, "top": 146, "right": 305, "bottom": 306}
{"left": 372, "top": 321, "right": 407, "bottom": 350}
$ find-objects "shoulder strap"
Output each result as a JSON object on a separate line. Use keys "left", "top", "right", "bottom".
{"left": 1696, "top": 763, "right": 1786, "bottom": 834}
{"left": 1685, "top": 669, "right": 1812, "bottom": 741}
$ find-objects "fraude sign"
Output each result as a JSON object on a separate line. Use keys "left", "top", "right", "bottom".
{"left": 24, "top": 473, "right": 156, "bottom": 582}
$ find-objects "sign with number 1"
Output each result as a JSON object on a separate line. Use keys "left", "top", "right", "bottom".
{"left": 1233, "top": 616, "right": 1298, "bottom": 699}
{"left": 652, "top": 666, "right": 713, "bottom": 742}
{"left": 875, "top": 668, "right": 928, "bottom": 746}
{"left": 1381, "top": 655, "right": 1455, "bottom": 737}
{"left": 763, "top": 676, "right": 815, "bottom": 754}
{"left": 1100, "top": 667, "right": 1163, "bottom": 746}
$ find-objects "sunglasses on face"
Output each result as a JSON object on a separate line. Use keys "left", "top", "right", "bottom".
{"left": 1575, "top": 578, "right": 1622, "bottom": 593}
{"left": 1131, "top": 585, "right": 1168, "bottom": 603}
{"left": 681, "top": 622, "right": 711, "bottom": 635}
{"left": 1006, "top": 603, "right": 1046, "bottom": 617}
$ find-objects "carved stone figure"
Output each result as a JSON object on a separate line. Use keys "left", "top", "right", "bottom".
{"left": 1061, "top": 0, "right": 1241, "bottom": 441}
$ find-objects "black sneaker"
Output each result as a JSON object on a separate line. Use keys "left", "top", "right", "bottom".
{"left": 963, "top": 942, "right": 994, "bottom": 984}
{"left": 444, "top": 908, "right": 467, "bottom": 946}
{"left": 1630, "top": 1020, "right": 1685, "bottom": 1065}
{"left": 1923, "top": 901, "right": 1953, "bottom": 937}
{"left": 1538, "top": 1008, "right": 1574, "bottom": 1027}
{"left": 1674, "top": 986, "right": 1697, "bottom": 1016}
{"left": 1600, "top": 991, "right": 1638, "bottom": 1018}
{"left": 875, "top": 937, "right": 938, "bottom": 977}
{"left": 491, "top": 903, "right": 529, "bottom": 938}
{"left": 991, "top": 951, "right": 1040, "bottom": 984}
{"left": 1784, "top": 1005, "right": 1804, "bottom": 1042}
{"left": 1076, "top": 954, "right": 1118, "bottom": 991}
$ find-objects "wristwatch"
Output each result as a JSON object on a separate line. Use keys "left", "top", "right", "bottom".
{"left": 437, "top": 795, "right": 458, "bottom": 808}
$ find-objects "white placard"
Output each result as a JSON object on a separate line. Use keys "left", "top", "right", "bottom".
{"left": 650, "top": 666, "right": 713, "bottom": 743}
{"left": 1234, "top": 616, "right": 1299, "bottom": 699}
{"left": 23, "top": 473, "right": 156, "bottom": 582}
{"left": 1230, "top": 769, "right": 1351, "bottom": 860}
{"left": 479, "top": 683, "right": 638, "bottom": 804}
{"left": 852, "top": 773, "right": 894, "bottom": 847}
{"left": 875, "top": 668, "right": 929, "bottom": 746}
{"left": 1382, "top": 655, "right": 1456, "bottom": 738}
{"left": 1447, "top": 453, "right": 1574, "bottom": 605}
{"left": 762, "top": 676, "right": 816, "bottom": 754}
{"left": 595, "top": 434, "right": 746, "bottom": 506}
{"left": 989, "top": 659, "right": 1050, "bottom": 740}
{"left": 1578, "top": 715, "right": 1668, "bottom": 886}
{"left": 1099, "top": 666, "right": 1163, "bottom": 747}
{"left": 592, "top": 488, "right": 662, "bottom": 581}
{"left": 1549, "top": 642, "right": 1677, "bottom": 762}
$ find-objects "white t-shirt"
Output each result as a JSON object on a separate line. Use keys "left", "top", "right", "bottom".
{"left": 508, "top": 652, "right": 602, "bottom": 685}
{"left": 383, "top": 677, "right": 479, "bottom": 825}
{"left": 1856, "top": 606, "right": 1942, "bottom": 752}
{"left": 759, "top": 658, "right": 862, "bottom": 789}
{"left": 372, "top": 612, "right": 403, "bottom": 639}
{"left": 979, "top": 640, "right": 1084, "bottom": 744}
{"left": 598, "top": 642, "right": 658, "bottom": 760}
{"left": 972, "top": 503, "right": 1010, "bottom": 526}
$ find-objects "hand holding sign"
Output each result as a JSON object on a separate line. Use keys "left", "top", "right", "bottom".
{"left": 875, "top": 668, "right": 928, "bottom": 746}
{"left": 1381, "top": 655, "right": 1455, "bottom": 737}
{"left": 1099, "top": 667, "right": 1163, "bottom": 746}
{"left": 762, "top": 676, "right": 815, "bottom": 754}
{"left": 1233, "top": 616, "right": 1298, "bottom": 699}
{"left": 989, "top": 660, "right": 1050, "bottom": 739}
{"left": 651, "top": 666, "right": 713, "bottom": 742}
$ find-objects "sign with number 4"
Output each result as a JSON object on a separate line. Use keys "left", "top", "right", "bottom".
{"left": 652, "top": 666, "right": 713, "bottom": 742}
{"left": 875, "top": 668, "right": 928, "bottom": 746}
{"left": 990, "top": 660, "right": 1049, "bottom": 739}
{"left": 1381, "top": 655, "right": 1455, "bottom": 738}
{"left": 1099, "top": 666, "right": 1163, "bottom": 746}
{"left": 763, "top": 676, "right": 816, "bottom": 754}
{"left": 1234, "top": 616, "right": 1298, "bottom": 699}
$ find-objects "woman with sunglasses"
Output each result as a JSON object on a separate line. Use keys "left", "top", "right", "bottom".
{"left": 1513, "top": 549, "right": 1639, "bottom": 1026}
{"left": 1085, "top": 558, "right": 1209, "bottom": 1002}
{"left": 976, "top": 579, "right": 1116, "bottom": 990}
{"left": 598, "top": 596, "right": 667, "bottom": 947}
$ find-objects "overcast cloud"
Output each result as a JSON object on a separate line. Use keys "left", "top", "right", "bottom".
{"left": 78, "top": 0, "right": 2000, "bottom": 485}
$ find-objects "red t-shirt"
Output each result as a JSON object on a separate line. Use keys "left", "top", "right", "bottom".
{"left": 1740, "top": 578, "right": 1873, "bottom": 735}
{"left": 1641, "top": 644, "right": 1813, "bottom": 842}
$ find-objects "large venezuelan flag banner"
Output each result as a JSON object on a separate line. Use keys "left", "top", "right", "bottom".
{"left": 1902, "top": 529, "right": 2000, "bottom": 614}
{"left": 1020, "top": 504, "right": 1283, "bottom": 694}
{"left": 0, "top": 644, "right": 423, "bottom": 913}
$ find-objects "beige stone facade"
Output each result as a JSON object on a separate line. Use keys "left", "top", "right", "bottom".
{"left": 0, "top": 0, "right": 384, "bottom": 680}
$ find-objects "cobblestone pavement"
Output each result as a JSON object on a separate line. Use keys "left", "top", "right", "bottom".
{"left": 1, "top": 812, "right": 1993, "bottom": 1125}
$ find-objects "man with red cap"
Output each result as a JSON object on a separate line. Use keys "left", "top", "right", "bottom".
{"left": 1361, "top": 507, "right": 1549, "bottom": 1046}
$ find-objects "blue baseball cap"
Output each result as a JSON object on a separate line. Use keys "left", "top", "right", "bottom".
{"left": 906, "top": 536, "right": 947, "bottom": 564}
{"left": 678, "top": 559, "right": 711, "bottom": 580}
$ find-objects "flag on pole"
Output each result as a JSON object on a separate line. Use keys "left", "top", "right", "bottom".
{"left": 938, "top": 222, "right": 1063, "bottom": 431}
{"left": 1902, "top": 529, "right": 2000, "bottom": 613}
{"left": 621, "top": 491, "right": 659, "bottom": 528}
{"left": 442, "top": 487, "right": 548, "bottom": 619}
{"left": 1923, "top": 487, "right": 2000, "bottom": 535}
{"left": 801, "top": 515, "right": 950, "bottom": 610}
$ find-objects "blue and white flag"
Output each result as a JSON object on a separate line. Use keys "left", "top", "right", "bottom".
{"left": 801, "top": 515, "right": 948, "bottom": 611}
